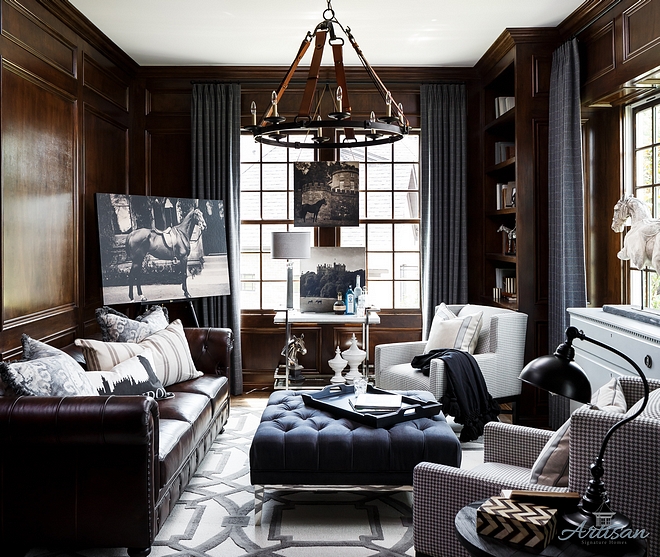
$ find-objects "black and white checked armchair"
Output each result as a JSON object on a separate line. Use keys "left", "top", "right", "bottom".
{"left": 375, "top": 304, "right": 528, "bottom": 409}
{"left": 412, "top": 376, "right": 660, "bottom": 557}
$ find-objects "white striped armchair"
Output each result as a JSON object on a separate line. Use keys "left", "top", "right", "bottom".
{"left": 412, "top": 376, "right": 660, "bottom": 557}
{"left": 374, "top": 304, "right": 528, "bottom": 411}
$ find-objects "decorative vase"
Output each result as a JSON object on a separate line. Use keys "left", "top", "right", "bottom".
{"left": 328, "top": 346, "right": 348, "bottom": 384}
{"left": 342, "top": 333, "right": 366, "bottom": 384}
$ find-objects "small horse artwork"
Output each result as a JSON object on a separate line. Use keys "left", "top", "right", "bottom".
{"left": 281, "top": 334, "right": 307, "bottom": 383}
{"left": 612, "top": 195, "right": 660, "bottom": 278}
{"left": 497, "top": 224, "right": 516, "bottom": 255}
{"left": 299, "top": 198, "right": 326, "bottom": 223}
{"left": 125, "top": 207, "right": 207, "bottom": 301}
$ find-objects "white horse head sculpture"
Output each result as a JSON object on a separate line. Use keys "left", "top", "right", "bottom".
{"left": 612, "top": 195, "right": 660, "bottom": 276}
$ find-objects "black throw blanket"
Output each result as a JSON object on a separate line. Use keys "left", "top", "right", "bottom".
{"left": 411, "top": 349, "right": 500, "bottom": 442}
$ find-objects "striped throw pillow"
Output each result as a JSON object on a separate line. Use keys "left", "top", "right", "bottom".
{"left": 75, "top": 319, "right": 201, "bottom": 387}
{"left": 424, "top": 311, "right": 483, "bottom": 354}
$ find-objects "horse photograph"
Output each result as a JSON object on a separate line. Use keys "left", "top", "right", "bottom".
{"left": 293, "top": 161, "right": 359, "bottom": 227}
{"left": 96, "top": 193, "right": 230, "bottom": 304}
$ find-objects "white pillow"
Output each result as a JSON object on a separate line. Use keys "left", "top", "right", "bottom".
{"left": 591, "top": 377, "right": 627, "bottom": 413}
{"left": 625, "top": 385, "right": 660, "bottom": 419}
{"left": 75, "top": 320, "right": 202, "bottom": 387}
{"left": 424, "top": 311, "right": 483, "bottom": 354}
{"left": 529, "top": 417, "right": 571, "bottom": 487}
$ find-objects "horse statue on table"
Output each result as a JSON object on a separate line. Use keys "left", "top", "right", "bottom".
{"left": 611, "top": 195, "right": 660, "bottom": 278}
{"left": 125, "top": 207, "right": 207, "bottom": 301}
{"left": 281, "top": 334, "right": 307, "bottom": 383}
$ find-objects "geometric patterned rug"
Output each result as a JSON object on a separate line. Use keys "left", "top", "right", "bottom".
{"left": 27, "top": 401, "right": 483, "bottom": 557}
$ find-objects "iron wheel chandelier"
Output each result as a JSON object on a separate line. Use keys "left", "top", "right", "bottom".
{"left": 243, "top": 0, "right": 409, "bottom": 150}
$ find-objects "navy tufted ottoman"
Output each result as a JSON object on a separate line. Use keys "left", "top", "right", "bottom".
{"left": 249, "top": 389, "right": 461, "bottom": 524}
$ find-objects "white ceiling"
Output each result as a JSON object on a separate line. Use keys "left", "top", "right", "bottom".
{"left": 67, "top": 0, "right": 586, "bottom": 67}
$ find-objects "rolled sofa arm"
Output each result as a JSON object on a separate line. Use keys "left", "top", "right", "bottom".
{"left": 184, "top": 327, "right": 233, "bottom": 378}
{"left": 0, "top": 395, "right": 158, "bottom": 445}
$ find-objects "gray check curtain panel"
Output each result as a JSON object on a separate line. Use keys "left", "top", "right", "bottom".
{"left": 420, "top": 84, "right": 468, "bottom": 338}
{"left": 548, "top": 39, "right": 587, "bottom": 427}
{"left": 191, "top": 82, "right": 243, "bottom": 395}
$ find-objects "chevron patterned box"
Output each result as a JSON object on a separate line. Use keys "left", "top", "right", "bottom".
{"left": 476, "top": 496, "right": 558, "bottom": 549}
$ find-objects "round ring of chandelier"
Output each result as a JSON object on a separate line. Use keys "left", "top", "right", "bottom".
{"left": 243, "top": 1, "right": 409, "bottom": 150}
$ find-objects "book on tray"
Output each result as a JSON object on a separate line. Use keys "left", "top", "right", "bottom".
{"left": 351, "top": 393, "right": 402, "bottom": 412}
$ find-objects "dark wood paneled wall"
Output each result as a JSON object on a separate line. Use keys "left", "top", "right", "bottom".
{"left": 0, "top": 0, "right": 137, "bottom": 358}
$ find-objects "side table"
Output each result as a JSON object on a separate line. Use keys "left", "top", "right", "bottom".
{"left": 455, "top": 501, "right": 646, "bottom": 557}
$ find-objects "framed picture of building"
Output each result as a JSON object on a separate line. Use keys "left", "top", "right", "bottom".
{"left": 294, "top": 161, "right": 359, "bottom": 227}
{"left": 96, "top": 193, "right": 230, "bottom": 304}
{"left": 300, "top": 247, "right": 366, "bottom": 312}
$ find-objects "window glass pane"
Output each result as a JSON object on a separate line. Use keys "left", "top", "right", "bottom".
{"left": 262, "top": 144, "right": 288, "bottom": 162}
{"left": 241, "top": 253, "right": 261, "bottom": 280}
{"left": 241, "top": 192, "right": 261, "bottom": 219}
{"left": 240, "top": 224, "right": 261, "bottom": 252}
{"left": 394, "top": 223, "right": 420, "bottom": 250}
{"left": 241, "top": 136, "right": 260, "bottom": 162}
{"left": 636, "top": 148, "right": 653, "bottom": 186}
{"left": 340, "top": 145, "right": 366, "bottom": 162}
{"left": 368, "top": 252, "right": 393, "bottom": 280}
{"left": 263, "top": 281, "right": 289, "bottom": 310}
{"left": 261, "top": 223, "right": 288, "bottom": 253}
{"left": 240, "top": 282, "right": 261, "bottom": 309}
{"left": 262, "top": 164, "right": 287, "bottom": 190}
{"left": 395, "top": 252, "right": 420, "bottom": 279}
{"left": 656, "top": 105, "right": 660, "bottom": 144}
{"left": 394, "top": 192, "right": 419, "bottom": 218}
{"left": 367, "top": 224, "right": 392, "bottom": 250}
{"left": 395, "top": 280, "right": 420, "bottom": 309}
{"left": 394, "top": 164, "right": 418, "bottom": 190}
{"left": 359, "top": 191, "right": 366, "bottom": 219}
{"left": 394, "top": 134, "right": 419, "bottom": 162}
{"left": 240, "top": 164, "right": 260, "bottom": 191}
{"left": 366, "top": 142, "right": 392, "bottom": 162}
{"left": 262, "top": 192, "right": 288, "bottom": 219}
{"left": 340, "top": 224, "right": 366, "bottom": 247}
{"left": 262, "top": 252, "right": 287, "bottom": 279}
{"left": 366, "top": 192, "right": 393, "bottom": 219}
{"left": 366, "top": 165, "right": 392, "bottom": 190}
{"left": 636, "top": 108, "right": 653, "bottom": 148}
{"left": 656, "top": 146, "right": 660, "bottom": 186}
{"left": 637, "top": 187, "right": 653, "bottom": 214}
{"left": 368, "top": 280, "right": 392, "bottom": 309}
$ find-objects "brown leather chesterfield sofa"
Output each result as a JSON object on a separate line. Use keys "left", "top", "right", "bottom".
{"left": 0, "top": 327, "right": 233, "bottom": 557}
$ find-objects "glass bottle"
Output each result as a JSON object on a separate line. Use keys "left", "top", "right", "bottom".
{"left": 354, "top": 275, "right": 363, "bottom": 309}
{"left": 345, "top": 285, "right": 355, "bottom": 315}
{"left": 333, "top": 292, "right": 346, "bottom": 315}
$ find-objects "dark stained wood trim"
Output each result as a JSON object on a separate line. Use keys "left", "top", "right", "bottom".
{"left": 558, "top": 0, "right": 623, "bottom": 39}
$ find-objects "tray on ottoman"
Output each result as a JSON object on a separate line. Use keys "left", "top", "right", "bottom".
{"left": 301, "top": 384, "right": 442, "bottom": 427}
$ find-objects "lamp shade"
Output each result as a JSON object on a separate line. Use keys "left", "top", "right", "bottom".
{"left": 271, "top": 232, "right": 311, "bottom": 260}
{"left": 519, "top": 353, "right": 592, "bottom": 403}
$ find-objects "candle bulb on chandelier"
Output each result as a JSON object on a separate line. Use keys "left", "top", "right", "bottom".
{"left": 398, "top": 102, "right": 404, "bottom": 124}
{"left": 370, "top": 111, "right": 376, "bottom": 123}
{"left": 336, "top": 86, "right": 343, "bottom": 113}
{"left": 386, "top": 91, "right": 392, "bottom": 117}
{"left": 251, "top": 101, "right": 257, "bottom": 126}
{"left": 271, "top": 91, "right": 278, "bottom": 117}
{"left": 316, "top": 115, "right": 322, "bottom": 137}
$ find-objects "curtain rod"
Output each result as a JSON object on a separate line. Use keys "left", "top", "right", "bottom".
{"left": 190, "top": 80, "right": 239, "bottom": 85}
{"left": 571, "top": 0, "right": 623, "bottom": 39}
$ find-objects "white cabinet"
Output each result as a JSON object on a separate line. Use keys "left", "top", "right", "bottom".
{"left": 568, "top": 306, "right": 660, "bottom": 392}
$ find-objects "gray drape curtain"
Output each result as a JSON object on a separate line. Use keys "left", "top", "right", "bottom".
{"left": 420, "top": 83, "right": 468, "bottom": 337}
{"left": 191, "top": 82, "right": 243, "bottom": 395}
{"left": 548, "top": 39, "right": 587, "bottom": 427}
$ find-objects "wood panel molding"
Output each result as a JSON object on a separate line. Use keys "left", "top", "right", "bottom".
{"left": 622, "top": 0, "right": 660, "bottom": 61}
{"left": 83, "top": 52, "right": 130, "bottom": 111}
{"left": 582, "top": 20, "right": 617, "bottom": 85}
{"left": 2, "top": 0, "right": 76, "bottom": 76}
{"left": 531, "top": 55, "right": 552, "bottom": 97}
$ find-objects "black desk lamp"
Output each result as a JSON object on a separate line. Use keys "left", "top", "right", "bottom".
{"left": 519, "top": 326, "right": 650, "bottom": 533}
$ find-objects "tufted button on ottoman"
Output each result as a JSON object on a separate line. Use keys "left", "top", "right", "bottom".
{"left": 249, "top": 389, "right": 461, "bottom": 524}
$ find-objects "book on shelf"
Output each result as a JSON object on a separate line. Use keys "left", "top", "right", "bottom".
{"left": 494, "top": 96, "right": 515, "bottom": 118}
{"left": 351, "top": 393, "right": 402, "bottom": 412}
{"left": 496, "top": 183, "right": 505, "bottom": 210}
{"left": 495, "top": 141, "right": 515, "bottom": 164}
{"left": 495, "top": 268, "right": 516, "bottom": 291}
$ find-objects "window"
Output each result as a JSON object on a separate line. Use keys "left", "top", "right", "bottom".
{"left": 239, "top": 132, "right": 421, "bottom": 311}
{"left": 629, "top": 98, "right": 660, "bottom": 307}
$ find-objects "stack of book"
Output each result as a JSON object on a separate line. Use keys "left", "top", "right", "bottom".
{"left": 350, "top": 393, "right": 402, "bottom": 413}
{"left": 494, "top": 96, "right": 515, "bottom": 118}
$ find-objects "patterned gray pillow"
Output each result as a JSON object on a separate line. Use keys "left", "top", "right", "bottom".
{"left": 21, "top": 333, "right": 70, "bottom": 360}
{"left": 0, "top": 353, "right": 97, "bottom": 397}
{"left": 96, "top": 305, "right": 169, "bottom": 343}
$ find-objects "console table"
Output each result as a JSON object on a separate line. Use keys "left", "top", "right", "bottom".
{"left": 568, "top": 306, "right": 660, "bottom": 392}
{"left": 273, "top": 309, "right": 380, "bottom": 390}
